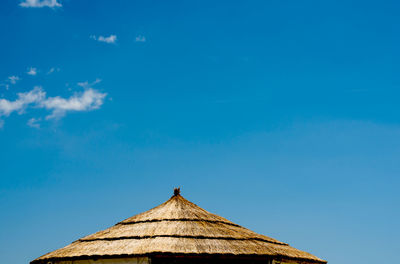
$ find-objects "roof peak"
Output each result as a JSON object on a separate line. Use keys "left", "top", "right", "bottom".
{"left": 119, "top": 187, "right": 238, "bottom": 226}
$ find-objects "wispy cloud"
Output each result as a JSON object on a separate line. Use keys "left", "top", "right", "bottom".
{"left": 0, "top": 84, "right": 10, "bottom": 90}
{"left": 27, "top": 67, "right": 37, "bottom": 76}
{"left": 8, "top": 76, "right": 20, "bottom": 85}
{"left": 0, "top": 81, "right": 107, "bottom": 126}
{"left": 27, "top": 117, "right": 41, "bottom": 128}
{"left": 19, "top": 0, "right": 62, "bottom": 8}
{"left": 135, "top": 35, "right": 146, "bottom": 42}
{"left": 0, "top": 75, "right": 20, "bottom": 90}
{"left": 47, "top": 67, "right": 60, "bottom": 75}
{"left": 90, "top": 35, "right": 117, "bottom": 44}
{"left": 77, "top": 78, "right": 101, "bottom": 89}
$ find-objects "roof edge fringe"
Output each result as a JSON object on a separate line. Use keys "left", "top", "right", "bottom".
{"left": 31, "top": 252, "right": 327, "bottom": 264}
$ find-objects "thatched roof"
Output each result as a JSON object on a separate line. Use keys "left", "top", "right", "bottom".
{"left": 31, "top": 189, "right": 326, "bottom": 264}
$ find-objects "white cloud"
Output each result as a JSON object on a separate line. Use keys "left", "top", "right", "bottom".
{"left": 41, "top": 88, "right": 107, "bottom": 119}
{"left": 27, "top": 117, "right": 41, "bottom": 128}
{"left": 19, "top": 0, "right": 62, "bottom": 8}
{"left": 91, "top": 35, "right": 117, "bottom": 44}
{"left": 8, "top": 76, "right": 20, "bottom": 84}
{"left": 0, "top": 81, "right": 107, "bottom": 125}
{"left": 0, "top": 86, "right": 45, "bottom": 116}
{"left": 135, "top": 35, "right": 146, "bottom": 42}
{"left": 27, "top": 67, "right": 37, "bottom": 76}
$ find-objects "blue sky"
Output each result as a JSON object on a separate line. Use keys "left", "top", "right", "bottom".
{"left": 1, "top": 0, "right": 399, "bottom": 263}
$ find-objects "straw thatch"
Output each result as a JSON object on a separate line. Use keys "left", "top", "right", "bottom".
{"left": 31, "top": 189, "right": 326, "bottom": 264}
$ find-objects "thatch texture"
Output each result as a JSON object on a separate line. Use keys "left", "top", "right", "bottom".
{"left": 31, "top": 191, "right": 326, "bottom": 264}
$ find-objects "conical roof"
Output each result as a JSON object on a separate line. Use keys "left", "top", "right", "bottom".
{"left": 31, "top": 189, "right": 326, "bottom": 264}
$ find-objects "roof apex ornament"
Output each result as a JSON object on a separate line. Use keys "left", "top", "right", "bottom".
{"left": 173, "top": 187, "right": 181, "bottom": 196}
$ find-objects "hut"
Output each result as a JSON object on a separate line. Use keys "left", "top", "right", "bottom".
{"left": 31, "top": 188, "right": 327, "bottom": 264}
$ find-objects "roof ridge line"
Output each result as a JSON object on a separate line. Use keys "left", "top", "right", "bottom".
{"left": 78, "top": 234, "right": 288, "bottom": 245}
{"left": 117, "top": 218, "right": 241, "bottom": 227}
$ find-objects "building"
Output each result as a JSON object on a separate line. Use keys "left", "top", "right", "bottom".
{"left": 31, "top": 188, "right": 326, "bottom": 264}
